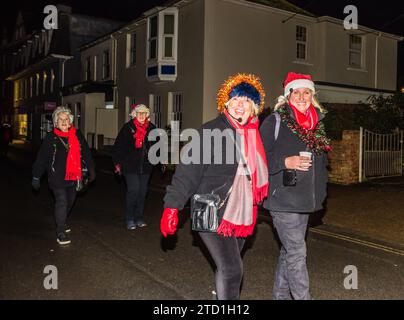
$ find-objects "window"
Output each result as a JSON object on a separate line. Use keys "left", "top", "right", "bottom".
{"left": 172, "top": 93, "right": 183, "bottom": 130}
{"left": 153, "top": 95, "right": 162, "bottom": 128}
{"left": 130, "top": 33, "right": 136, "bottom": 65}
{"left": 349, "top": 35, "right": 363, "bottom": 68}
{"left": 296, "top": 26, "right": 307, "bottom": 60}
{"left": 30, "top": 77, "right": 33, "bottom": 97}
{"left": 22, "top": 79, "right": 26, "bottom": 99}
{"left": 93, "top": 55, "right": 97, "bottom": 81}
{"left": 18, "top": 80, "right": 22, "bottom": 100}
{"left": 43, "top": 71, "right": 47, "bottom": 95}
{"left": 146, "top": 7, "right": 178, "bottom": 82}
{"left": 125, "top": 97, "right": 136, "bottom": 120}
{"left": 75, "top": 102, "right": 82, "bottom": 130}
{"left": 85, "top": 57, "right": 91, "bottom": 81}
{"left": 102, "top": 50, "right": 110, "bottom": 79}
{"left": 163, "top": 14, "right": 175, "bottom": 59}
{"left": 36, "top": 73, "right": 40, "bottom": 96}
{"left": 24, "top": 78, "right": 28, "bottom": 99}
{"left": 148, "top": 16, "right": 158, "bottom": 60}
{"left": 50, "top": 69, "right": 55, "bottom": 93}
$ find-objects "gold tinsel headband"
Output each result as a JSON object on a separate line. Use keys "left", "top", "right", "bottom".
{"left": 216, "top": 73, "right": 266, "bottom": 114}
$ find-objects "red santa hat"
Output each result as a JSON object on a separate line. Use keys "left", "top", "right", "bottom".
{"left": 283, "top": 72, "right": 315, "bottom": 97}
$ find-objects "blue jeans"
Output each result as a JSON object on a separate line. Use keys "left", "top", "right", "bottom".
{"left": 198, "top": 232, "right": 245, "bottom": 300}
{"left": 270, "top": 211, "right": 311, "bottom": 300}
{"left": 124, "top": 174, "right": 150, "bottom": 225}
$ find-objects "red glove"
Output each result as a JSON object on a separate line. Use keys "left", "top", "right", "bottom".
{"left": 160, "top": 208, "right": 179, "bottom": 237}
{"left": 114, "top": 164, "right": 121, "bottom": 175}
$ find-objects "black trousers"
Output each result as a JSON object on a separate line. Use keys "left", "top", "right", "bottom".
{"left": 124, "top": 173, "right": 150, "bottom": 224}
{"left": 52, "top": 186, "right": 77, "bottom": 235}
{"left": 198, "top": 232, "right": 245, "bottom": 300}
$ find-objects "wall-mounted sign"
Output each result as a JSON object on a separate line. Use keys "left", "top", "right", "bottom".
{"left": 44, "top": 101, "right": 57, "bottom": 111}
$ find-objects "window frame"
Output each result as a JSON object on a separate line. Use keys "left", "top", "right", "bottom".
{"left": 348, "top": 34, "right": 364, "bottom": 69}
{"left": 130, "top": 33, "right": 137, "bottom": 66}
{"left": 295, "top": 25, "right": 308, "bottom": 61}
{"left": 85, "top": 56, "right": 92, "bottom": 81}
{"left": 102, "top": 50, "right": 110, "bottom": 80}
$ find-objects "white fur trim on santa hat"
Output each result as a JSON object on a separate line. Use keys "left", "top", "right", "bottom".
{"left": 284, "top": 79, "right": 315, "bottom": 97}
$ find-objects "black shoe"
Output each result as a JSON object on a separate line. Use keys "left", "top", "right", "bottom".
{"left": 57, "top": 232, "right": 71, "bottom": 245}
{"left": 65, "top": 225, "right": 71, "bottom": 233}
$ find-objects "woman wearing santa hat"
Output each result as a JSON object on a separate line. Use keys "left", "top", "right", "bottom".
{"left": 260, "top": 72, "right": 331, "bottom": 300}
{"left": 112, "top": 104, "right": 157, "bottom": 230}
{"left": 160, "top": 74, "right": 268, "bottom": 300}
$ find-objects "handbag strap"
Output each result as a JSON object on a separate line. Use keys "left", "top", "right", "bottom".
{"left": 218, "top": 186, "right": 232, "bottom": 210}
{"left": 57, "top": 136, "right": 69, "bottom": 151}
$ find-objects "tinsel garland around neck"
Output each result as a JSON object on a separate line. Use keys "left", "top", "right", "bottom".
{"left": 277, "top": 105, "right": 332, "bottom": 155}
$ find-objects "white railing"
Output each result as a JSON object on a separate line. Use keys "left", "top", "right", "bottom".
{"left": 360, "top": 127, "right": 403, "bottom": 180}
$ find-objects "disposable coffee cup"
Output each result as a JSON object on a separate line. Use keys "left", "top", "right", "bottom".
{"left": 299, "top": 151, "right": 312, "bottom": 159}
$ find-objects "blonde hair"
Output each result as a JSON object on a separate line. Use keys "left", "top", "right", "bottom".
{"left": 274, "top": 92, "right": 326, "bottom": 114}
{"left": 52, "top": 106, "right": 74, "bottom": 127}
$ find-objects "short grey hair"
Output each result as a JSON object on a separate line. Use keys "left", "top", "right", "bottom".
{"left": 129, "top": 104, "right": 151, "bottom": 119}
{"left": 52, "top": 106, "right": 74, "bottom": 127}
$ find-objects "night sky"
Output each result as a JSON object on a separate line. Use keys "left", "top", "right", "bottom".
{"left": 1, "top": 0, "right": 403, "bottom": 82}
{"left": 1, "top": 0, "right": 403, "bottom": 35}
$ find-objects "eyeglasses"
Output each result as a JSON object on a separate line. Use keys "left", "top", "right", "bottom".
{"left": 136, "top": 112, "right": 148, "bottom": 116}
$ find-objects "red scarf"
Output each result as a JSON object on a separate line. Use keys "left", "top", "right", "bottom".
{"left": 217, "top": 111, "right": 269, "bottom": 237}
{"left": 133, "top": 118, "right": 150, "bottom": 148}
{"left": 289, "top": 103, "right": 318, "bottom": 130}
{"left": 54, "top": 127, "right": 82, "bottom": 181}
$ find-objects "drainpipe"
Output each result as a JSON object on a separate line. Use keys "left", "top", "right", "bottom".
{"left": 374, "top": 32, "right": 381, "bottom": 89}
{"left": 50, "top": 54, "right": 73, "bottom": 106}
{"left": 61, "top": 59, "right": 66, "bottom": 106}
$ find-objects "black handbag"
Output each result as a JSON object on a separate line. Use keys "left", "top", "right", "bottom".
{"left": 75, "top": 159, "right": 89, "bottom": 192}
{"left": 283, "top": 169, "right": 297, "bottom": 186}
{"left": 191, "top": 187, "right": 232, "bottom": 233}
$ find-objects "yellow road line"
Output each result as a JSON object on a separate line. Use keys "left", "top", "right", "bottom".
{"left": 310, "top": 227, "right": 404, "bottom": 257}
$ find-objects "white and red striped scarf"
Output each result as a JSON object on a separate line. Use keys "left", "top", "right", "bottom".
{"left": 216, "top": 111, "right": 269, "bottom": 237}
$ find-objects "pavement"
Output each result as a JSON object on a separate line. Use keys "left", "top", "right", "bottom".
{"left": 12, "top": 139, "right": 404, "bottom": 249}
{"left": 147, "top": 154, "right": 404, "bottom": 250}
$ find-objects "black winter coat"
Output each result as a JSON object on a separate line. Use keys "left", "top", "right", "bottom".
{"left": 164, "top": 114, "right": 240, "bottom": 223}
{"left": 259, "top": 105, "right": 329, "bottom": 213}
{"left": 32, "top": 129, "right": 95, "bottom": 189}
{"left": 112, "top": 121, "right": 157, "bottom": 175}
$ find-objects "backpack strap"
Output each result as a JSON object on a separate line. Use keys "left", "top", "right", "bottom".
{"left": 274, "top": 112, "right": 281, "bottom": 141}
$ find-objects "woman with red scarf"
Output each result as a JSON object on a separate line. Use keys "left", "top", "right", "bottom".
{"left": 160, "top": 74, "right": 268, "bottom": 300}
{"left": 259, "top": 72, "right": 331, "bottom": 300}
{"left": 32, "top": 107, "right": 95, "bottom": 245}
{"left": 112, "top": 104, "right": 157, "bottom": 230}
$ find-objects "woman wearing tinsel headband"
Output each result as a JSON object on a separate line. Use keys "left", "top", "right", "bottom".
{"left": 160, "top": 74, "right": 268, "bottom": 300}
{"left": 260, "top": 72, "right": 331, "bottom": 300}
